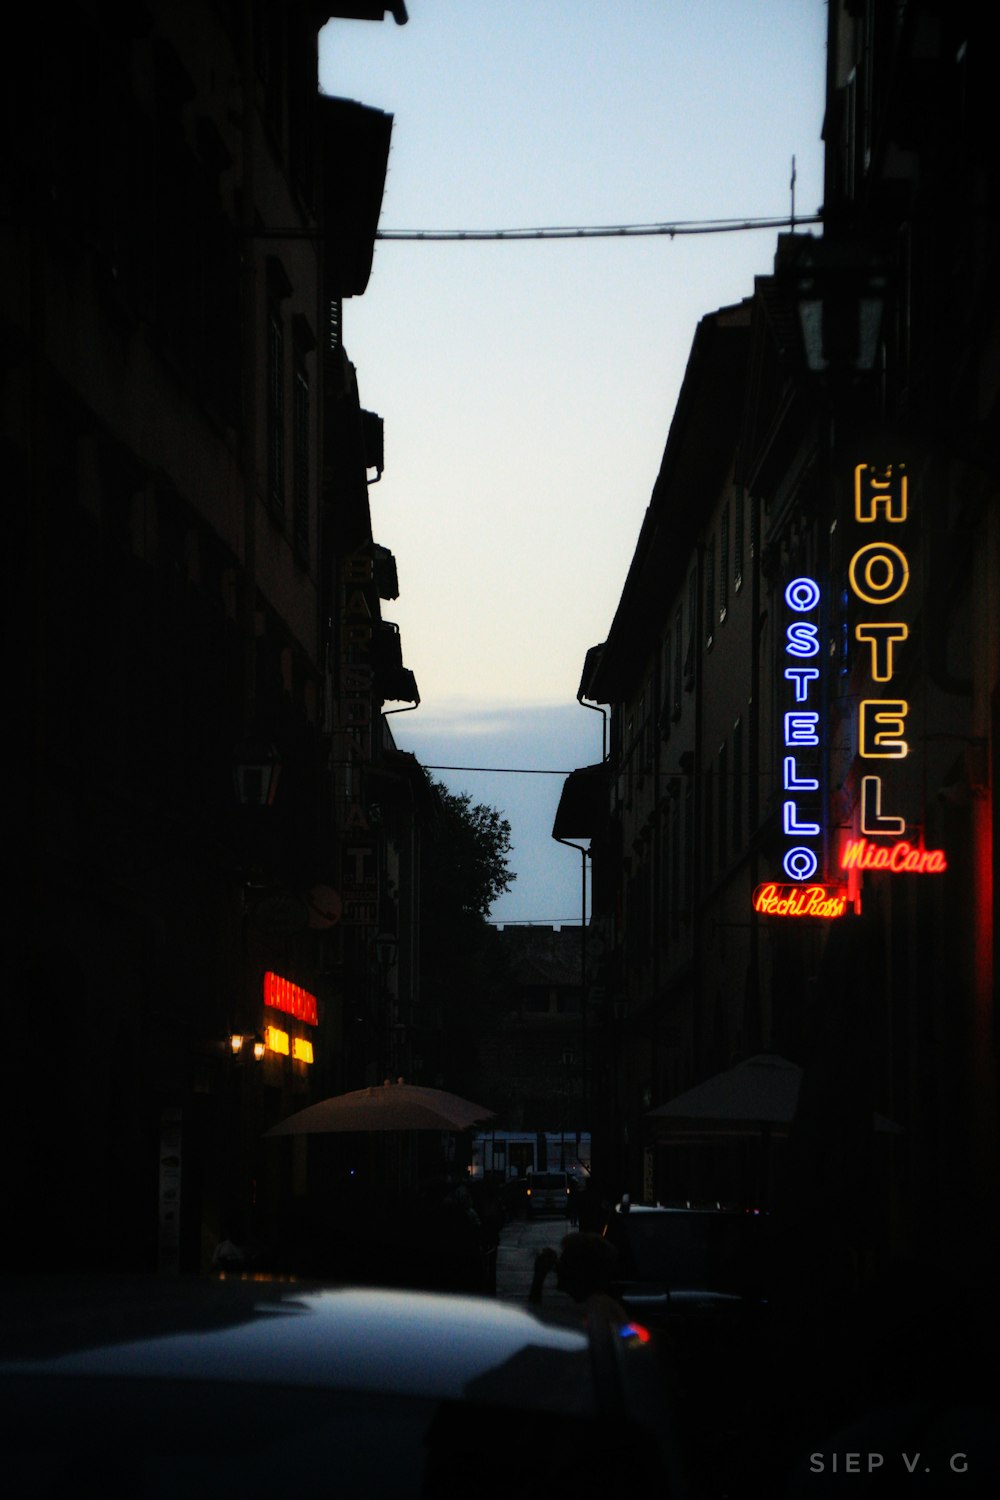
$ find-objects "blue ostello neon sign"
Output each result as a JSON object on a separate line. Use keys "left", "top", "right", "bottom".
{"left": 781, "top": 575, "right": 822, "bottom": 882}
{"left": 752, "top": 573, "right": 850, "bottom": 918}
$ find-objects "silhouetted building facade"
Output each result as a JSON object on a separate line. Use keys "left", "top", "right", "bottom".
{"left": 473, "top": 927, "right": 587, "bottom": 1143}
{"left": 562, "top": 0, "right": 998, "bottom": 1275}
{"left": 4, "top": 1, "right": 420, "bottom": 1271}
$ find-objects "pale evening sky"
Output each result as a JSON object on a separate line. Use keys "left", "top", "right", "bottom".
{"left": 318, "top": 1, "right": 827, "bottom": 926}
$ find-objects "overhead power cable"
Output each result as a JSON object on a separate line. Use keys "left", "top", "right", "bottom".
{"left": 421, "top": 762, "right": 777, "bottom": 780}
{"left": 424, "top": 763, "right": 574, "bottom": 776}
{"left": 486, "top": 917, "right": 586, "bottom": 926}
{"left": 376, "top": 212, "right": 821, "bottom": 242}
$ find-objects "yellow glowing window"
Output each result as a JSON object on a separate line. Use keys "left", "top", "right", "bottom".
{"left": 292, "top": 1037, "right": 314, "bottom": 1064}
{"left": 264, "top": 1025, "right": 290, "bottom": 1056}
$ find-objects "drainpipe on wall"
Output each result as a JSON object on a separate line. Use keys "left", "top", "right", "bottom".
{"left": 578, "top": 689, "right": 608, "bottom": 763}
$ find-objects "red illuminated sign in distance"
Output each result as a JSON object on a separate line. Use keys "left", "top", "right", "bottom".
{"left": 753, "top": 883, "right": 849, "bottom": 919}
{"left": 263, "top": 972, "right": 318, "bottom": 1026}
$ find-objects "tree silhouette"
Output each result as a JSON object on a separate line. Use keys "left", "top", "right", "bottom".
{"left": 425, "top": 782, "right": 516, "bottom": 917}
{"left": 419, "top": 779, "right": 515, "bottom": 1095}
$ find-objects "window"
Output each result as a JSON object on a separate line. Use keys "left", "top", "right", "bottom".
{"left": 267, "top": 308, "right": 285, "bottom": 511}
{"left": 669, "top": 801, "right": 680, "bottom": 939}
{"left": 683, "top": 780, "right": 694, "bottom": 917}
{"left": 732, "top": 716, "right": 743, "bottom": 848}
{"left": 257, "top": 1, "right": 286, "bottom": 131}
{"left": 672, "top": 608, "right": 682, "bottom": 718}
{"left": 658, "top": 804, "right": 669, "bottom": 942}
{"left": 683, "top": 571, "right": 698, "bottom": 691}
{"left": 717, "top": 740, "right": 728, "bottom": 868}
{"left": 720, "top": 504, "right": 730, "bottom": 623}
{"left": 660, "top": 634, "right": 671, "bottom": 739}
{"left": 293, "top": 365, "right": 310, "bottom": 561}
{"left": 734, "top": 488, "right": 745, "bottom": 592}
{"left": 704, "top": 537, "right": 715, "bottom": 646}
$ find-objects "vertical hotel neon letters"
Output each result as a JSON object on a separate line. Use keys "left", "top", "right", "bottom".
{"left": 782, "top": 576, "right": 821, "bottom": 881}
{"left": 849, "top": 464, "right": 910, "bottom": 838}
{"left": 840, "top": 464, "right": 944, "bottom": 871}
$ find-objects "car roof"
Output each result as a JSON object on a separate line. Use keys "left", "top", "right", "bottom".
{"left": 0, "top": 1277, "right": 686, "bottom": 1498}
{"left": 0, "top": 1275, "right": 619, "bottom": 1414}
{"left": 613, "top": 1202, "right": 739, "bottom": 1214}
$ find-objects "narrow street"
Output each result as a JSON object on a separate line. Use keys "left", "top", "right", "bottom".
{"left": 494, "top": 1213, "right": 572, "bottom": 1302}
{"left": 494, "top": 1210, "right": 766, "bottom": 1497}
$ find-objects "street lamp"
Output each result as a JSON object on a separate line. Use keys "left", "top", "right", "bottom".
{"left": 233, "top": 741, "right": 282, "bottom": 807}
{"left": 784, "top": 234, "right": 889, "bottom": 377}
{"left": 374, "top": 932, "right": 399, "bottom": 969}
{"left": 229, "top": 1032, "right": 265, "bottom": 1063}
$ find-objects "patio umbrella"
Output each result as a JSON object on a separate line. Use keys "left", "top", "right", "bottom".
{"left": 644, "top": 1054, "right": 802, "bottom": 1212}
{"left": 645, "top": 1053, "right": 903, "bottom": 1135}
{"left": 646, "top": 1053, "right": 803, "bottom": 1131}
{"left": 265, "top": 1080, "right": 496, "bottom": 1136}
{"left": 644, "top": 1054, "right": 901, "bottom": 1211}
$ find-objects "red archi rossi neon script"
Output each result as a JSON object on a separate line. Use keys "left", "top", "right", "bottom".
{"left": 753, "top": 884, "right": 849, "bottom": 918}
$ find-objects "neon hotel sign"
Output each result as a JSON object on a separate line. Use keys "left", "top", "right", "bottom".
{"left": 754, "top": 461, "right": 945, "bottom": 921}
{"left": 841, "top": 462, "right": 944, "bottom": 875}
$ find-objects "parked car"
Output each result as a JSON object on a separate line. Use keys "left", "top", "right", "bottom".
{"left": 525, "top": 1168, "right": 572, "bottom": 1218}
{"left": 600, "top": 1200, "right": 768, "bottom": 1327}
{"left": 500, "top": 1173, "right": 529, "bottom": 1218}
{"left": 601, "top": 1203, "right": 772, "bottom": 1498}
{"left": 0, "top": 1275, "right": 686, "bottom": 1499}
